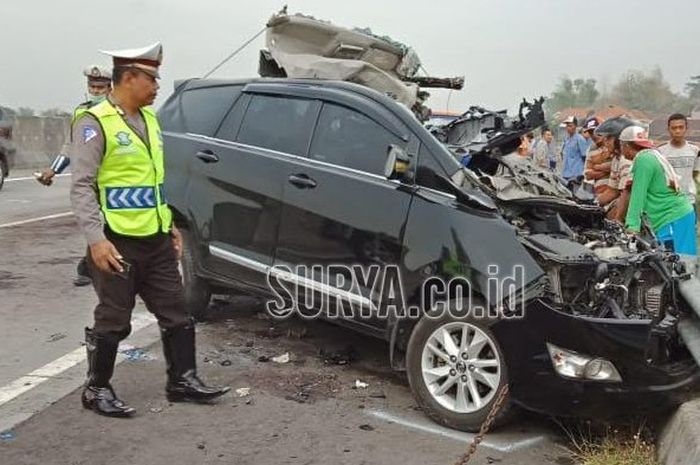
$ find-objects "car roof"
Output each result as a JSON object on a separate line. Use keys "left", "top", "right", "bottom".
{"left": 176, "top": 77, "right": 400, "bottom": 108}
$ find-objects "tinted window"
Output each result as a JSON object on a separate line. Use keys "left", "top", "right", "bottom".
{"left": 180, "top": 85, "right": 241, "bottom": 136}
{"left": 237, "top": 95, "right": 316, "bottom": 155}
{"left": 309, "top": 103, "right": 403, "bottom": 175}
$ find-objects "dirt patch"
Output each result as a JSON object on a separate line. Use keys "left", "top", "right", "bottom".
{"left": 247, "top": 369, "right": 342, "bottom": 404}
{"left": 0, "top": 270, "right": 25, "bottom": 289}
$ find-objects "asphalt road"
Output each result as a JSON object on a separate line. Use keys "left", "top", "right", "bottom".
{"left": 0, "top": 173, "right": 574, "bottom": 465}
{"left": 0, "top": 171, "right": 73, "bottom": 226}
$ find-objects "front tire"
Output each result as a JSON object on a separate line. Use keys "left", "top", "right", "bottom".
{"left": 179, "top": 228, "right": 212, "bottom": 321}
{"left": 406, "top": 315, "right": 512, "bottom": 432}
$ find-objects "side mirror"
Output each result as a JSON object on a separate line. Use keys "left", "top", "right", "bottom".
{"left": 384, "top": 144, "right": 410, "bottom": 179}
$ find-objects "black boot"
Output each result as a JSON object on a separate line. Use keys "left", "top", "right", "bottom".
{"left": 81, "top": 328, "right": 136, "bottom": 417}
{"left": 161, "top": 323, "right": 231, "bottom": 402}
{"left": 73, "top": 257, "right": 92, "bottom": 287}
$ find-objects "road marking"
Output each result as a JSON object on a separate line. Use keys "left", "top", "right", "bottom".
{"left": 0, "top": 212, "right": 73, "bottom": 229}
{"left": 5, "top": 173, "right": 71, "bottom": 182}
{"left": 0, "top": 313, "right": 157, "bottom": 408}
{"left": 366, "top": 409, "right": 546, "bottom": 453}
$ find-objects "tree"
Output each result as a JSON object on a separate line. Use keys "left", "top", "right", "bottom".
{"left": 685, "top": 75, "right": 700, "bottom": 101}
{"left": 609, "top": 67, "right": 677, "bottom": 113}
{"left": 546, "top": 76, "right": 599, "bottom": 114}
{"left": 16, "top": 107, "right": 35, "bottom": 117}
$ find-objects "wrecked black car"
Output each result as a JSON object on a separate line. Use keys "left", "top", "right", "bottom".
{"left": 161, "top": 11, "right": 700, "bottom": 433}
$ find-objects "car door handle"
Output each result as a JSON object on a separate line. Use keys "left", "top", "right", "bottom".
{"left": 288, "top": 174, "right": 317, "bottom": 189}
{"left": 195, "top": 150, "right": 219, "bottom": 163}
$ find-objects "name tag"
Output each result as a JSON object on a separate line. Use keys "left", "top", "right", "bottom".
{"left": 114, "top": 146, "right": 139, "bottom": 155}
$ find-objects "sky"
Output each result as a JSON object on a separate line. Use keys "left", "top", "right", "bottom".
{"left": 2, "top": 0, "right": 698, "bottom": 114}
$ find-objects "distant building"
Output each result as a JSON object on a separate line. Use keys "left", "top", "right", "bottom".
{"left": 648, "top": 110, "right": 700, "bottom": 144}
{"left": 555, "top": 105, "right": 653, "bottom": 125}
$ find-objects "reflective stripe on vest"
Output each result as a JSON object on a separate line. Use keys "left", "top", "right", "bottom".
{"left": 85, "top": 99, "right": 172, "bottom": 237}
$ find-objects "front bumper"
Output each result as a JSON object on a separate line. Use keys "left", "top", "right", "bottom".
{"left": 492, "top": 300, "right": 700, "bottom": 418}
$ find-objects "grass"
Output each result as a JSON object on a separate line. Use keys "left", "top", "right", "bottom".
{"left": 555, "top": 419, "right": 658, "bottom": 465}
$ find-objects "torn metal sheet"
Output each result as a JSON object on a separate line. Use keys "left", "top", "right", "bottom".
{"left": 260, "top": 10, "right": 463, "bottom": 116}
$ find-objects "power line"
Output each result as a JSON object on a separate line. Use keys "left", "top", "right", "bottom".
{"left": 202, "top": 26, "right": 268, "bottom": 79}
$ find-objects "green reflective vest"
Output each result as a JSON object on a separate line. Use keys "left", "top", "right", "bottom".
{"left": 85, "top": 99, "right": 172, "bottom": 237}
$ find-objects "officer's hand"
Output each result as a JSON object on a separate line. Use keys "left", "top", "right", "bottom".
{"left": 36, "top": 169, "right": 55, "bottom": 186}
{"left": 171, "top": 226, "right": 183, "bottom": 260}
{"left": 89, "top": 240, "right": 124, "bottom": 274}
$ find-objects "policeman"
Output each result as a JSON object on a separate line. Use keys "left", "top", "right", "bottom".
{"left": 70, "top": 43, "right": 230, "bottom": 417}
{"left": 37, "top": 65, "right": 112, "bottom": 287}
{"left": 37, "top": 65, "right": 112, "bottom": 186}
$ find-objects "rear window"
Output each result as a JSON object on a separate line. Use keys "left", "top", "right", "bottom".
{"left": 179, "top": 85, "right": 241, "bottom": 136}
{"left": 237, "top": 94, "right": 316, "bottom": 155}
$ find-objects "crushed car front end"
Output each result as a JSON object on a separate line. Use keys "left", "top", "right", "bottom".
{"left": 445, "top": 102, "right": 700, "bottom": 418}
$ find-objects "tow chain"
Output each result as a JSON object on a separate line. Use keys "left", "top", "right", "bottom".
{"left": 453, "top": 384, "right": 510, "bottom": 465}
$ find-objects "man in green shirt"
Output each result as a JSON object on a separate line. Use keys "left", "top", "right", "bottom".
{"left": 622, "top": 126, "right": 696, "bottom": 257}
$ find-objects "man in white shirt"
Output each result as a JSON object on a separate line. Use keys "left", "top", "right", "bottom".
{"left": 657, "top": 113, "right": 700, "bottom": 205}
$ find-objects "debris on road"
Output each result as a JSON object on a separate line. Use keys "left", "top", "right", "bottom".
{"left": 46, "top": 333, "right": 66, "bottom": 343}
{"left": 149, "top": 407, "right": 163, "bottom": 414}
{"left": 353, "top": 380, "right": 369, "bottom": 389}
{"left": 272, "top": 352, "right": 290, "bottom": 364}
{"left": 359, "top": 424, "right": 375, "bottom": 431}
{"left": 0, "top": 430, "right": 16, "bottom": 441}
{"left": 320, "top": 345, "right": 358, "bottom": 365}
{"left": 220, "top": 359, "right": 233, "bottom": 367}
{"left": 235, "top": 387, "right": 251, "bottom": 397}
{"left": 258, "top": 355, "right": 270, "bottom": 363}
{"left": 118, "top": 346, "right": 155, "bottom": 362}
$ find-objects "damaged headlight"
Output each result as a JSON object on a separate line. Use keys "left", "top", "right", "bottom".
{"left": 546, "top": 343, "right": 622, "bottom": 383}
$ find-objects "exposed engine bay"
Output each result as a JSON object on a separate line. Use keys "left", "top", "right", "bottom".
{"left": 508, "top": 202, "right": 686, "bottom": 321}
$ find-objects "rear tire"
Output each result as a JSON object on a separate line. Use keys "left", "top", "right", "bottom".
{"left": 406, "top": 314, "right": 513, "bottom": 432}
{"left": 179, "top": 228, "right": 211, "bottom": 321}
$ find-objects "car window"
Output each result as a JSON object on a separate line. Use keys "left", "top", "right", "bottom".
{"left": 237, "top": 94, "right": 316, "bottom": 156}
{"left": 309, "top": 103, "right": 403, "bottom": 176}
{"left": 179, "top": 85, "right": 242, "bottom": 137}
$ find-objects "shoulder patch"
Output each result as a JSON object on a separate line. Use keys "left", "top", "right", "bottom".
{"left": 82, "top": 126, "right": 99, "bottom": 143}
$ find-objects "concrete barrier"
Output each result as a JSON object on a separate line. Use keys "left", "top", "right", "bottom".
{"left": 658, "top": 400, "right": 700, "bottom": 465}
{"left": 11, "top": 116, "right": 71, "bottom": 170}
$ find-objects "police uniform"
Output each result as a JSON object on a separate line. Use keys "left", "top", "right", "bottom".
{"left": 50, "top": 66, "right": 113, "bottom": 177}
{"left": 49, "top": 66, "right": 112, "bottom": 286}
{"left": 70, "top": 43, "right": 229, "bottom": 417}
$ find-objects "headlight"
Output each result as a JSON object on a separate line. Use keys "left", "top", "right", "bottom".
{"left": 546, "top": 343, "right": 622, "bottom": 383}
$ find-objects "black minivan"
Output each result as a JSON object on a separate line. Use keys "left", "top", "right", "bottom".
{"left": 159, "top": 78, "right": 700, "bottom": 432}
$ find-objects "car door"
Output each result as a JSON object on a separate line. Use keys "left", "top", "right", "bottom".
{"left": 192, "top": 90, "right": 320, "bottom": 290}
{"left": 273, "top": 97, "right": 415, "bottom": 331}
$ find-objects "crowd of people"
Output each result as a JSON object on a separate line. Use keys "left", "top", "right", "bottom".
{"left": 521, "top": 113, "right": 699, "bottom": 257}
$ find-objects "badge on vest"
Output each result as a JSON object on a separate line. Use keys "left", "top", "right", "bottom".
{"left": 115, "top": 131, "right": 133, "bottom": 146}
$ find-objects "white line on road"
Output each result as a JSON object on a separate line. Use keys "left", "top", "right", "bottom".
{"left": 366, "top": 409, "right": 546, "bottom": 453}
{"left": 5, "top": 173, "right": 71, "bottom": 182}
{"left": 0, "top": 313, "right": 157, "bottom": 408}
{"left": 0, "top": 212, "right": 73, "bottom": 229}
